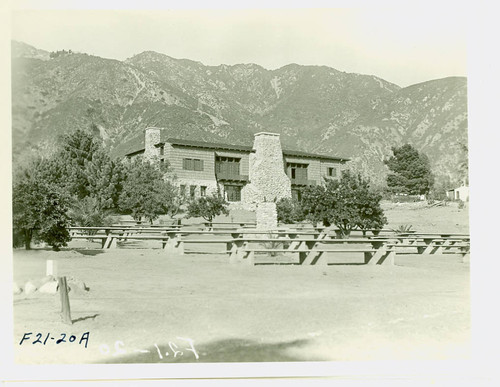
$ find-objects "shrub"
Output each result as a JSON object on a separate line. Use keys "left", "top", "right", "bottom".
{"left": 186, "top": 193, "right": 229, "bottom": 223}
{"left": 276, "top": 198, "right": 305, "bottom": 224}
{"left": 392, "top": 224, "right": 413, "bottom": 235}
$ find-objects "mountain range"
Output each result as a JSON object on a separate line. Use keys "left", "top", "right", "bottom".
{"left": 11, "top": 40, "right": 468, "bottom": 187}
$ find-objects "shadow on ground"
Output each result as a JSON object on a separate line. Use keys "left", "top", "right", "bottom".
{"left": 74, "top": 249, "right": 105, "bottom": 257}
{"left": 72, "top": 313, "right": 99, "bottom": 323}
{"left": 97, "top": 338, "right": 315, "bottom": 363}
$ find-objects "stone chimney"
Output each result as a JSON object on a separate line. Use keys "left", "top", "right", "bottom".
{"left": 242, "top": 132, "right": 292, "bottom": 204}
{"left": 144, "top": 127, "right": 161, "bottom": 160}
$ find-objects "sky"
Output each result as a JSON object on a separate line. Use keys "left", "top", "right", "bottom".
{"left": 9, "top": 1, "right": 468, "bottom": 87}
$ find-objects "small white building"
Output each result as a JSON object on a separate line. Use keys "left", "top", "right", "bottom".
{"left": 447, "top": 185, "right": 469, "bottom": 201}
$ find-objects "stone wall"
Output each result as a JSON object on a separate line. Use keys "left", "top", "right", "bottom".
{"left": 241, "top": 132, "right": 291, "bottom": 204}
{"left": 144, "top": 127, "right": 161, "bottom": 161}
{"left": 255, "top": 202, "right": 278, "bottom": 229}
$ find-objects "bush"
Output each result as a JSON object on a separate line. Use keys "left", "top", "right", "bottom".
{"left": 391, "top": 194, "right": 420, "bottom": 203}
{"left": 186, "top": 193, "right": 229, "bottom": 223}
{"left": 276, "top": 198, "right": 305, "bottom": 224}
{"left": 391, "top": 224, "right": 413, "bottom": 235}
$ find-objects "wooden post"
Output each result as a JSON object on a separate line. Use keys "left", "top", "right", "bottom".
{"left": 46, "top": 260, "right": 57, "bottom": 276}
{"left": 58, "top": 276, "right": 72, "bottom": 325}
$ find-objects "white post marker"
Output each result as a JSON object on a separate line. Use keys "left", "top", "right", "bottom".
{"left": 46, "top": 260, "right": 58, "bottom": 277}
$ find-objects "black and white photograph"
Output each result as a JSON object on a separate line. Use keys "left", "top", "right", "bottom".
{"left": 2, "top": 0, "right": 498, "bottom": 384}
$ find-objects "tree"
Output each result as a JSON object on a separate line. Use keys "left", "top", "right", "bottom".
{"left": 118, "top": 158, "right": 176, "bottom": 223}
{"left": 67, "top": 196, "right": 113, "bottom": 235}
{"left": 57, "top": 129, "right": 109, "bottom": 200}
{"left": 41, "top": 128, "right": 125, "bottom": 211}
{"left": 276, "top": 198, "right": 305, "bottom": 224}
{"left": 13, "top": 159, "right": 71, "bottom": 250}
{"left": 301, "top": 171, "right": 387, "bottom": 238}
{"left": 186, "top": 193, "right": 229, "bottom": 223}
{"left": 384, "top": 144, "right": 434, "bottom": 195}
{"left": 84, "top": 150, "right": 124, "bottom": 210}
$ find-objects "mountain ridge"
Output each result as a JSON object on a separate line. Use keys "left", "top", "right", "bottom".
{"left": 11, "top": 40, "right": 468, "bottom": 187}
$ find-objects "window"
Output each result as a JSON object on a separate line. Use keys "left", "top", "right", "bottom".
{"left": 180, "top": 185, "right": 186, "bottom": 196}
{"left": 287, "top": 163, "right": 308, "bottom": 181}
{"left": 200, "top": 186, "right": 207, "bottom": 197}
{"left": 215, "top": 156, "right": 241, "bottom": 177}
{"left": 190, "top": 185, "right": 197, "bottom": 198}
{"left": 183, "top": 158, "right": 204, "bottom": 171}
{"left": 292, "top": 188, "right": 302, "bottom": 202}
{"left": 160, "top": 145, "right": 164, "bottom": 156}
{"left": 327, "top": 167, "right": 337, "bottom": 177}
{"left": 225, "top": 185, "right": 241, "bottom": 202}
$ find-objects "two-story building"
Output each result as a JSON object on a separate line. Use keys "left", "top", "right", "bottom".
{"left": 125, "top": 128, "right": 349, "bottom": 207}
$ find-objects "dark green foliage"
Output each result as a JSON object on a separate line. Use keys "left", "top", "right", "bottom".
{"left": 84, "top": 150, "right": 125, "bottom": 210}
{"left": 45, "top": 129, "right": 124, "bottom": 210}
{"left": 118, "top": 158, "right": 177, "bottom": 223}
{"left": 385, "top": 144, "right": 434, "bottom": 195}
{"left": 68, "top": 196, "right": 113, "bottom": 235}
{"left": 56, "top": 128, "right": 106, "bottom": 200}
{"left": 13, "top": 160, "right": 71, "bottom": 250}
{"left": 276, "top": 198, "right": 305, "bottom": 224}
{"left": 186, "top": 193, "right": 229, "bottom": 222}
{"left": 301, "top": 171, "right": 387, "bottom": 238}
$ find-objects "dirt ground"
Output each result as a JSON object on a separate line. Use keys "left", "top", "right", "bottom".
{"left": 200, "top": 200, "right": 470, "bottom": 234}
{"left": 12, "top": 202, "right": 470, "bottom": 364}
{"left": 382, "top": 201, "right": 469, "bottom": 234}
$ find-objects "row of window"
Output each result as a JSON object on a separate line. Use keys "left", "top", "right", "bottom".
{"left": 181, "top": 157, "right": 338, "bottom": 178}
{"left": 178, "top": 184, "right": 242, "bottom": 202}
{"left": 180, "top": 184, "right": 207, "bottom": 198}
{"left": 183, "top": 158, "right": 204, "bottom": 171}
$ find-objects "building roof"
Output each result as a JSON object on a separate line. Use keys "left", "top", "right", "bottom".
{"left": 282, "top": 149, "right": 349, "bottom": 162}
{"left": 164, "top": 138, "right": 253, "bottom": 152}
{"left": 125, "top": 136, "right": 349, "bottom": 162}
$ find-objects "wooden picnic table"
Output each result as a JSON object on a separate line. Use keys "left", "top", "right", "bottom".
{"left": 68, "top": 226, "right": 469, "bottom": 263}
{"left": 398, "top": 232, "right": 469, "bottom": 238}
{"left": 230, "top": 237, "right": 395, "bottom": 266}
{"left": 375, "top": 233, "right": 470, "bottom": 255}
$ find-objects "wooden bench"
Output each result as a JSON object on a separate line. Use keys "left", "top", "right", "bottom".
{"left": 231, "top": 238, "right": 394, "bottom": 266}
{"left": 69, "top": 234, "right": 112, "bottom": 248}
{"left": 164, "top": 238, "right": 235, "bottom": 255}
{"left": 386, "top": 239, "right": 470, "bottom": 256}
{"left": 239, "top": 247, "right": 394, "bottom": 266}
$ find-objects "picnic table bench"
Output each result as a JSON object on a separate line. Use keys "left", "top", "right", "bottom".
{"left": 372, "top": 233, "right": 471, "bottom": 259}
{"left": 68, "top": 227, "right": 470, "bottom": 264}
{"left": 162, "top": 229, "right": 327, "bottom": 255}
{"left": 229, "top": 237, "right": 395, "bottom": 266}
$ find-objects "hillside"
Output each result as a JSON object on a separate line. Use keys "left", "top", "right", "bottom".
{"left": 11, "top": 40, "right": 468, "bottom": 186}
